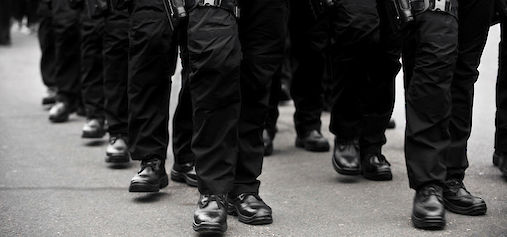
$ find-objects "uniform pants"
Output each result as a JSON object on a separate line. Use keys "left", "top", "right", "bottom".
{"left": 52, "top": 0, "right": 81, "bottom": 105}
{"left": 446, "top": 0, "right": 494, "bottom": 180}
{"left": 403, "top": 10, "right": 459, "bottom": 190}
{"left": 496, "top": 19, "right": 507, "bottom": 154}
{"left": 103, "top": 8, "right": 129, "bottom": 136}
{"left": 328, "top": 0, "right": 399, "bottom": 155}
{"left": 37, "top": 1, "right": 57, "bottom": 88}
{"left": 0, "top": 0, "right": 12, "bottom": 45}
{"left": 289, "top": 0, "right": 325, "bottom": 137}
{"left": 172, "top": 18, "right": 195, "bottom": 168}
{"left": 80, "top": 10, "right": 105, "bottom": 119}
{"left": 189, "top": 0, "right": 287, "bottom": 195}
{"left": 127, "top": 0, "right": 178, "bottom": 161}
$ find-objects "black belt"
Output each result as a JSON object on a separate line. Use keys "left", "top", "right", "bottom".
{"left": 193, "top": 0, "right": 240, "bottom": 18}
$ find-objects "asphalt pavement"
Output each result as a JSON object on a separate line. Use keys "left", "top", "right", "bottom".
{"left": 0, "top": 27, "right": 506, "bottom": 237}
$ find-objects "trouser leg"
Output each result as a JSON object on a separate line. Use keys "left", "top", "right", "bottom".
{"left": 0, "top": 0, "right": 11, "bottom": 44}
{"left": 127, "top": 0, "right": 177, "bottom": 161}
{"left": 288, "top": 0, "right": 327, "bottom": 137}
{"left": 173, "top": 21, "right": 195, "bottom": 165}
{"left": 359, "top": 1, "right": 401, "bottom": 154}
{"left": 38, "top": 14, "right": 57, "bottom": 88}
{"left": 447, "top": 0, "right": 495, "bottom": 180}
{"left": 265, "top": 69, "right": 281, "bottom": 138}
{"left": 80, "top": 12, "right": 105, "bottom": 119}
{"left": 103, "top": 9, "right": 129, "bottom": 136}
{"left": 188, "top": 7, "right": 241, "bottom": 195}
{"left": 52, "top": 0, "right": 81, "bottom": 105}
{"left": 496, "top": 20, "right": 507, "bottom": 154}
{"left": 328, "top": 0, "right": 379, "bottom": 141}
{"left": 403, "top": 11, "right": 458, "bottom": 190}
{"left": 231, "top": 0, "right": 288, "bottom": 195}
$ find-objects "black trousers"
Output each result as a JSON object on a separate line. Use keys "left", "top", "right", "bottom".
{"left": 103, "top": 8, "right": 129, "bottom": 137}
{"left": 52, "top": 0, "right": 81, "bottom": 104}
{"left": 402, "top": 10, "right": 459, "bottom": 190}
{"left": 497, "top": 19, "right": 507, "bottom": 154}
{"left": 172, "top": 18, "right": 195, "bottom": 167}
{"left": 37, "top": 1, "right": 56, "bottom": 88}
{"left": 0, "top": 0, "right": 12, "bottom": 45}
{"left": 326, "top": 0, "right": 399, "bottom": 154}
{"left": 289, "top": 0, "right": 326, "bottom": 137}
{"left": 188, "top": 0, "right": 287, "bottom": 195}
{"left": 447, "top": 0, "right": 495, "bottom": 180}
{"left": 80, "top": 10, "right": 105, "bottom": 119}
{"left": 127, "top": 0, "right": 178, "bottom": 161}
{"left": 265, "top": 35, "right": 291, "bottom": 139}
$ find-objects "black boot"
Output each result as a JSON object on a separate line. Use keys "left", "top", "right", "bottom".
{"left": 227, "top": 193, "right": 273, "bottom": 225}
{"left": 443, "top": 179, "right": 487, "bottom": 216}
{"left": 193, "top": 194, "right": 228, "bottom": 234}
{"left": 361, "top": 153, "right": 392, "bottom": 181}
{"left": 48, "top": 101, "right": 74, "bottom": 123}
{"left": 332, "top": 138, "right": 360, "bottom": 175}
{"left": 387, "top": 119, "right": 396, "bottom": 129}
{"left": 105, "top": 135, "right": 129, "bottom": 163}
{"left": 42, "top": 87, "right": 57, "bottom": 107}
{"left": 129, "top": 158, "right": 168, "bottom": 192}
{"left": 295, "top": 130, "right": 330, "bottom": 152}
{"left": 82, "top": 118, "right": 106, "bottom": 139}
{"left": 412, "top": 184, "right": 446, "bottom": 230}
{"left": 171, "top": 162, "right": 197, "bottom": 187}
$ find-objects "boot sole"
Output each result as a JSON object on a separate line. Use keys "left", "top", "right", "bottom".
{"left": 170, "top": 170, "right": 197, "bottom": 187}
{"left": 105, "top": 153, "right": 130, "bottom": 163}
{"left": 332, "top": 157, "right": 360, "bottom": 176}
{"left": 363, "top": 170, "right": 393, "bottom": 181}
{"left": 82, "top": 130, "right": 106, "bottom": 139}
{"left": 295, "top": 139, "right": 330, "bottom": 152}
{"left": 128, "top": 174, "right": 168, "bottom": 192}
{"left": 192, "top": 221, "right": 227, "bottom": 234}
{"left": 227, "top": 203, "right": 273, "bottom": 225}
{"left": 412, "top": 214, "right": 445, "bottom": 230}
{"left": 49, "top": 115, "right": 69, "bottom": 123}
{"left": 443, "top": 199, "right": 487, "bottom": 216}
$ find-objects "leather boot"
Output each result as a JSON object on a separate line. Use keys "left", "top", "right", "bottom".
{"left": 193, "top": 194, "right": 228, "bottom": 234}
{"left": 171, "top": 163, "right": 197, "bottom": 187}
{"left": 48, "top": 102, "right": 73, "bottom": 123}
{"left": 332, "top": 138, "right": 360, "bottom": 175}
{"left": 129, "top": 158, "right": 168, "bottom": 192}
{"left": 443, "top": 179, "right": 487, "bottom": 216}
{"left": 82, "top": 118, "right": 106, "bottom": 139}
{"left": 227, "top": 193, "right": 273, "bottom": 225}
{"left": 361, "top": 153, "right": 392, "bottom": 181}
{"left": 105, "top": 135, "right": 129, "bottom": 163}
{"left": 412, "top": 184, "right": 446, "bottom": 230}
{"left": 295, "top": 130, "right": 330, "bottom": 152}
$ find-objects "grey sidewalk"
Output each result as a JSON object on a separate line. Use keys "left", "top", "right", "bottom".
{"left": 0, "top": 28, "right": 506, "bottom": 237}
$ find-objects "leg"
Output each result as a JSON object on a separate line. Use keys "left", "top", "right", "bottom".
{"left": 127, "top": 0, "right": 178, "bottom": 192}
{"left": 403, "top": 12, "right": 457, "bottom": 190}
{"left": 49, "top": 0, "right": 81, "bottom": 122}
{"left": 103, "top": 8, "right": 129, "bottom": 163}
{"left": 188, "top": 6, "right": 241, "bottom": 234}
{"left": 79, "top": 11, "right": 106, "bottom": 138}
{"left": 447, "top": 0, "right": 495, "bottom": 180}
{"left": 171, "top": 21, "right": 197, "bottom": 186}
